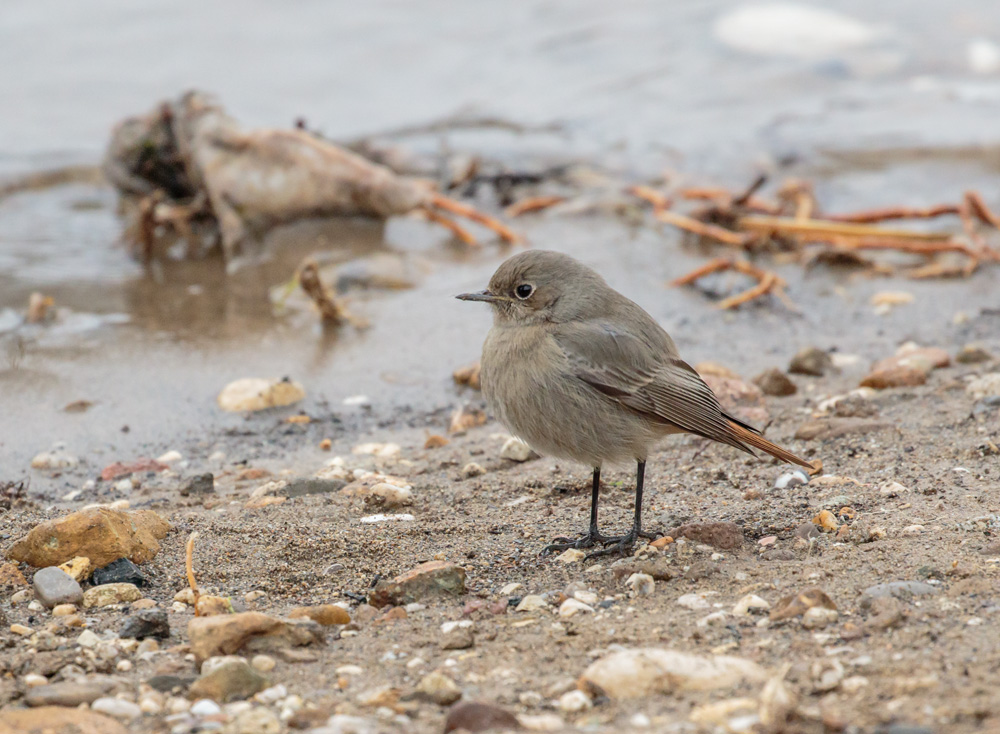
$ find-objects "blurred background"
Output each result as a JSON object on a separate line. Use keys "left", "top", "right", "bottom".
{"left": 2, "top": 0, "right": 999, "bottom": 485}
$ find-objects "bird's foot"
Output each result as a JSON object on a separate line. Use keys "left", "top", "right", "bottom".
{"left": 543, "top": 530, "right": 610, "bottom": 554}
{"left": 584, "top": 531, "right": 638, "bottom": 559}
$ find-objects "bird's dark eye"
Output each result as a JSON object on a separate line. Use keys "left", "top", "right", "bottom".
{"left": 515, "top": 283, "right": 534, "bottom": 299}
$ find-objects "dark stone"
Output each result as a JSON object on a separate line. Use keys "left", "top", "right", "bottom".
{"left": 669, "top": 521, "right": 743, "bottom": 550}
{"left": 788, "top": 347, "right": 834, "bottom": 376}
{"left": 92, "top": 557, "right": 148, "bottom": 587}
{"left": 794, "top": 522, "right": 820, "bottom": 540}
{"left": 146, "top": 675, "right": 195, "bottom": 693}
{"left": 181, "top": 473, "right": 215, "bottom": 496}
{"left": 120, "top": 609, "right": 170, "bottom": 640}
{"left": 284, "top": 478, "right": 347, "bottom": 498}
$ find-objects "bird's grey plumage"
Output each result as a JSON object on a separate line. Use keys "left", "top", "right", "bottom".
{"left": 471, "top": 250, "right": 772, "bottom": 467}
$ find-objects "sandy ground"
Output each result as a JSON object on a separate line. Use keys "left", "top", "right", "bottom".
{"left": 2, "top": 328, "right": 999, "bottom": 734}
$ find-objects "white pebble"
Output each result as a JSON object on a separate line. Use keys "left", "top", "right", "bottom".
{"left": 91, "top": 697, "right": 142, "bottom": 720}
{"left": 557, "top": 689, "right": 591, "bottom": 713}
{"left": 773, "top": 468, "right": 809, "bottom": 490}
{"left": 732, "top": 594, "right": 771, "bottom": 616}
{"left": 23, "top": 673, "right": 47, "bottom": 687}
{"left": 558, "top": 599, "right": 594, "bottom": 617}
{"left": 254, "top": 684, "right": 287, "bottom": 704}
{"left": 359, "top": 513, "right": 414, "bottom": 524}
{"left": 677, "top": 593, "right": 711, "bottom": 610}
{"left": 500, "top": 437, "right": 536, "bottom": 462}
{"left": 336, "top": 664, "right": 364, "bottom": 675}
{"left": 76, "top": 629, "right": 100, "bottom": 648}
{"left": 625, "top": 573, "right": 655, "bottom": 596}
{"left": 190, "top": 698, "right": 222, "bottom": 716}
{"left": 251, "top": 655, "right": 276, "bottom": 673}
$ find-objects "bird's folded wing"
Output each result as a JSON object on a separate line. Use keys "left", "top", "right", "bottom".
{"left": 553, "top": 320, "right": 753, "bottom": 453}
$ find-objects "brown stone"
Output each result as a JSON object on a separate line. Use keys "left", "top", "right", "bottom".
{"left": 753, "top": 368, "right": 797, "bottom": 396}
{"left": 187, "top": 612, "right": 324, "bottom": 663}
{"left": 0, "top": 562, "right": 27, "bottom": 588}
{"left": 195, "top": 595, "right": 235, "bottom": 616}
{"left": 770, "top": 588, "right": 837, "bottom": 622}
{"left": 369, "top": 561, "right": 466, "bottom": 608}
{"left": 670, "top": 522, "right": 743, "bottom": 551}
{"left": 860, "top": 366, "right": 926, "bottom": 390}
{"left": 794, "top": 418, "right": 894, "bottom": 441}
{"left": 694, "top": 362, "right": 741, "bottom": 379}
{"left": 6, "top": 507, "right": 170, "bottom": 568}
{"left": 0, "top": 707, "right": 127, "bottom": 734}
{"left": 23, "top": 680, "right": 114, "bottom": 707}
{"left": 287, "top": 604, "right": 350, "bottom": 625}
{"left": 188, "top": 660, "right": 268, "bottom": 702}
{"left": 444, "top": 701, "right": 522, "bottom": 733}
{"left": 453, "top": 362, "right": 482, "bottom": 390}
{"left": 873, "top": 346, "right": 950, "bottom": 373}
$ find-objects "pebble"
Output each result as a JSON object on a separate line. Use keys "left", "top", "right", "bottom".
{"left": 444, "top": 701, "right": 521, "bottom": 734}
{"left": 670, "top": 521, "right": 743, "bottom": 550}
{"left": 581, "top": 647, "right": 766, "bottom": 699}
{"left": 500, "top": 437, "right": 537, "bottom": 462}
{"left": 24, "top": 680, "right": 111, "bottom": 706}
{"left": 416, "top": 670, "right": 462, "bottom": 705}
{"left": 625, "top": 573, "right": 655, "bottom": 596}
{"left": 801, "top": 606, "right": 839, "bottom": 629}
{"left": 191, "top": 698, "right": 223, "bottom": 716}
{"left": 860, "top": 366, "right": 926, "bottom": 389}
{"left": 23, "top": 673, "right": 48, "bottom": 687}
{"left": 956, "top": 344, "right": 992, "bottom": 364}
{"left": 788, "top": 347, "right": 834, "bottom": 376}
{"left": 556, "top": 548, "right": 585, "bottom": 564}
{"left": 288, "top": 604, "right": 351, "bottom": 626}
{"left": 120, "top": 608, "right": 170, "bottom": 639}
{"left": 58, "top": 556, "right": 92, "bottom": 582}
{"left": 557, "top": 689, "right": 591, "bottom": 713}
{"left": 83, "top": 582, "right": 142, "bottom": 608}
{"left": 713, "top": 4, "right": 877, "bottom": 59}
{"left": 558, "top": 598, "right": 594, "bottom": 617}
{"left": 32, "top": 566, "right": 83, "bottom": 608}
{"left": 251, "top": 654, "right": 276, "bottom": 673}
{"left": 351, "top": 442, "right": 401, "bottom": 457}
{"left": 229, "top": 707, "right": 282, "bottom": 733}
{"left": 515, "top": 595, "right": 549, "bottom": 612}
{"left": 770, "top": 588, "right": 837, "bottom": 621}
{"left": 677, "top": 593, "right": 711, "bottom": 610}
{"left": 187, "top": 612, "right": 324, "bottom": 663}
{"left": 217, "top": 377, "right": 305, "bottom": 412}
{"left": 732, "top": 594, "right": 770, "bottom": 616}
{"left": 359, "top": 513, "right": 414, "bottom": 523}
{"left": 462, "top": 462, "right": 485, "bottom": 478}
{"left": 189, "top": 660, "right": 269, "bottom": 702}
{"left": 440, "top": 625, "right": 475, "bottom": 650}
{"left": 753, "top": 368, "right": 797, "bottom": 396}
{"left": 966, "top": 373, "right": 1000, "bottom": 399}
{"left": 861, "top": 580, "right": 937, "bottom": 602}
{"left": 773, "top": 469, "right": 809, "bottom": 490}
{"left": 500, "top": 582, "right": 522, "bottom": 595}
{"left": 77, "top": 629, "right": 100, "bottom": 647}
{"left": 31, "top": 444, "right": 80, "bottom": 470}
{"left": 92, "top": 697, "right": 143, "bottom": 720}
{"left": 357, "top": 483, "right": 413, "bottom": 508}
{"left": 573, "top": 590, "right": 599, "bottom": 605}
{"left": 369, "top": 561, "right": 466, "bottom": 608}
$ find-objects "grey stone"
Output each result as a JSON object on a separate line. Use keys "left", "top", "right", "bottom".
{"left": 284, "top": 478, "right": 347, "bottom": 498}
{"left": 24, "top": 680, "right": 112, "bottom": 707}
{"left": 861, "top": 581, "right": 938, "bottom": 606}
{"left": 120, "top": 609, "right": 170, "bottom": 640}
{"left": 181, "top": 473, "right": 215, "bottom": 495}
{"left": 32, "top": 566, "right": 83, "bottom": 608}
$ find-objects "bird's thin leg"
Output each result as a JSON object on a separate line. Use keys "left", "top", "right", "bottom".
{"left": 586, "top": 460, "right": 657, "bottom": 558}
{"left": 543, "top": 467, "right": 609, "bottom": 552}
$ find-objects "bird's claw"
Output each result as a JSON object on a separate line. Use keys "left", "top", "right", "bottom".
{"left": 543, "top": 530, "right": 610, "bottom": 554}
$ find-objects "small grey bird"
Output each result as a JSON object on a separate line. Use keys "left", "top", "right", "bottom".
{"left": 458, "top": 250, "right": 814, "bottom": 557}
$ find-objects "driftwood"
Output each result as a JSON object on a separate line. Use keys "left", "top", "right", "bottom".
{"left": 104, "top": 91, "right": 520, "bottom": 268}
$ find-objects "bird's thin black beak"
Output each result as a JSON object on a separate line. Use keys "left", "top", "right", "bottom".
{"left": 456, "top": 290, "right": 499, "bottom": 303}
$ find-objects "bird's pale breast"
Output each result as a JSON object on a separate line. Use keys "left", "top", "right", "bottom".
{"left": 481, "top": 323, "right": 667, "bottom": 467}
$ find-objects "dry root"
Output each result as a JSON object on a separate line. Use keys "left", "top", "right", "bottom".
{"left": 671, "top": 257, "right": 793, "bottom": 310}
{"left": 186, "top": 531, "right": 200, "bottom": 613}
{"left": 632, "top": 178, "right": 1000, "bottom": 303}
{"left": 426, "top": 192, "right": 522, "bottom": 245}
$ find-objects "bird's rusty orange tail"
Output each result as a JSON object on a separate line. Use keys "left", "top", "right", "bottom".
{"left": 727, "top": 419, "right": 817, "bottom": 472}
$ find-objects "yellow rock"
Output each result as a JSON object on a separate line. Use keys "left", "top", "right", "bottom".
{"left": 6, "top": 507, "right": 170, "bottom": 568}
{"left": 0, "top": 706, "right": 128, "bottom": 734}
{"left": 58, "top": 556, "right": 92, "bottom": 581}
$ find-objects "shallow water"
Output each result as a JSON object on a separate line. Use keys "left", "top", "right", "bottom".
{"left": 2, "top": 0, "right": 1000, "bottom": 482}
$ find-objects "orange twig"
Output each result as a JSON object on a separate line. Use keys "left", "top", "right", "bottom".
{"left": 504, "top": 195, "right": 566, "bottom": 218}
{"left": 428, "top": 193, "right": 521, "bottom": 244}
{"left": 656, "top": 210, "right": 755, "bottom": 247}
{"left": 825, "top": 204, "right": 959, "bottom": 223}
{"left": 419, "top": 207, "right": 477, "bottom": 246}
